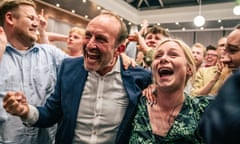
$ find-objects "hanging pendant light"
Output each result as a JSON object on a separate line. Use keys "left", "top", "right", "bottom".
{"left": 233, "top": 5, "right": 240, "bottom": 15}
{"left": 194, "top": 0, "right": 205, "bottom": 27}
{"left": 233, "top": 0, "right": 240, "bottom": 15}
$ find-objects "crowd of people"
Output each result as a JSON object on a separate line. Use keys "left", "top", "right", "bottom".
{"left": 0, "top": 0, "right": 240, "bottom": 144}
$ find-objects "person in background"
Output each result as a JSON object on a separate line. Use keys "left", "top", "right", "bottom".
{"left": 190, "top": 43, "right": 231, "bottom": 96}
{"left": 204, "top": 45, "right": 218, "bottom": 67}
{"left": 216, "top": 36, "right": 233, "bottom": 91}
{"left": 3, "top": 11, "right": 152, "bottom": 144}
{"left": 135, "top": 50, "right": 147, "bottom": 68}
{"left": 129, "top": 38, "right": 212, "bottom": 143}
{"left": 137, "top": 25, "right": 170, "bottom": 53}
{"left": 64, "top": 27, "right": 85, "bottom": 57}
{"left": 136, "top": 25, "right": 171, "bottom": 69}
{"left": 199, "top": 24, "right": 240, "bottom": 144}
{"left": 37, "top": 10, "right": 84, "bottom": 57}
{"left": 184, "top": 42, "right": 206, "bottom": 94}
{"left": 0, "top": 0, "right": 68, "bottom": 143}
{"left": 217, "top": 36, "right": 227, "bottom": 55}
{"left": 191, "top": 42, "right": 206, "bottom": 71}
{"left": 125, "top": 19, "right": 148, "bottom": 60}
{"left": 190, "top": 61, "right": 230, "bottom": 97}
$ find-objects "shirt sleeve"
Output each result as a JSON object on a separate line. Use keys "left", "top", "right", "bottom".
{"left": 22, "top": 104, "right": 39, "bottom": 126}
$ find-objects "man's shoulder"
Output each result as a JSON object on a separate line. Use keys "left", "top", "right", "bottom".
{"left": 34, "top": 43, "right": 66, "bottom": 55}
{"left": 62, "top": 56, "right": 84, "bottom": 65}
{"left": 59, "top": 57, "right": 86, "bottom": 78}
{"left": 34, "top": 43, "right": 56, "bottom": 49}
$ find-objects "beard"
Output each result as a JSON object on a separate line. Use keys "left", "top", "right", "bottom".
{"left": 14, "top": 26, "right": 38, "bottom": 47}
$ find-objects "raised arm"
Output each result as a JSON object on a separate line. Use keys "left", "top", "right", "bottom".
{"left": 38, "top": 9, "right": 49, "bottom": 44}
{"left": 136, "top": 20, "right": 151, "bottom": 54}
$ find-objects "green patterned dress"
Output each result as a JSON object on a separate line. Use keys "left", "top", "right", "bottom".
{"left": 129, "top": 93, "right": 211, "bottom": 144}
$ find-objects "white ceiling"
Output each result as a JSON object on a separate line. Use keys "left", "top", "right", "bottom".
{"left": 91, "top": 0, "right": 239, "bottom": 31}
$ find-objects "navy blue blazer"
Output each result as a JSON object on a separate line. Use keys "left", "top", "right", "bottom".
{"left": 34, "top": 56, "right": 152, "bottom": 144}
{"left": 199, "top": 70, "right": 240, "bottom": 144}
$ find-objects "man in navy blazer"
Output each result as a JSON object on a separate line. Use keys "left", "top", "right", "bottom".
{"left": 3, "top": 11, "right": 152, "bottom": 143}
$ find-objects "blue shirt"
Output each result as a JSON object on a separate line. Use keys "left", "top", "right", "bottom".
{"left": 0, "top": 43, "right": 67, "bottom": 144}
{"left": 125, "top": 42, "right": 137, "bottom": 60}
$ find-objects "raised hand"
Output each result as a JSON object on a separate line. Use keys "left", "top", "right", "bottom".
{"left": 213, "top": 61, "right": 224, "bottom": 81}
{"left": 37, "top": 9, "right": 49, "bottom": 43}
{"left": 38, "top": 9, "right": 48, "bottom": 32}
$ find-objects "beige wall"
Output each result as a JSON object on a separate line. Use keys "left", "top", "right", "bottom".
{"left": 34, "top": 0, "right": 89, "bottom": 49}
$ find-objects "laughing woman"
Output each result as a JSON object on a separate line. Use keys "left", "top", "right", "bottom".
{"left": 129, "top": 38, "right": 212, "bottom": 144}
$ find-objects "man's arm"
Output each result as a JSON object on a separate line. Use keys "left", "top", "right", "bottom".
{"left": 0, "top": 26, "right": 7, "bottom": 61}
{"left": 37, "top": 9, "right": 49, "bottom": 44}
{"left": 120, "top": 53, "right": 136, "bottom": 70}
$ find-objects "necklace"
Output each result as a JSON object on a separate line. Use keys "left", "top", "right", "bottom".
{"left": 148, "top": 101, "right": 184, "bottom": 136}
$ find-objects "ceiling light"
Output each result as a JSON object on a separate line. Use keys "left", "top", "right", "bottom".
{"left": 194, "top": 15, "right": 205, "bottom": 27}
{"left": 233, "top": 5, "right": 240, "bottom": 15}
{"left": 194, "top": 0, "right": 205, "bottom": 27}
{"left": 218, "top": 19, "right": 222, "bottom": 23}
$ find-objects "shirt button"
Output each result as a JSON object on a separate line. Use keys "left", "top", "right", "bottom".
{"left": 33, "top": 48, "right": 39, "bottom": 53}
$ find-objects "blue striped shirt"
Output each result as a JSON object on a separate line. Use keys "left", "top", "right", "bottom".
{"left": 0, "top": 43, "right": 68, "bottom": 144}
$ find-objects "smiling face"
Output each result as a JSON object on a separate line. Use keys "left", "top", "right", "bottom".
{"left": 82, "top": 14, "right": 121, "bottom": 75}
{"left": 221, "top": 28, "right": 240, "bottom": 70}
{"left": 205, "top": 49, "right": 219, "bottom": 67}
{"left": 152, "top": 39, "right": 194, "bottom": 92}
{"left": 11, "top": 5, "right": 39, "bottom": 46}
